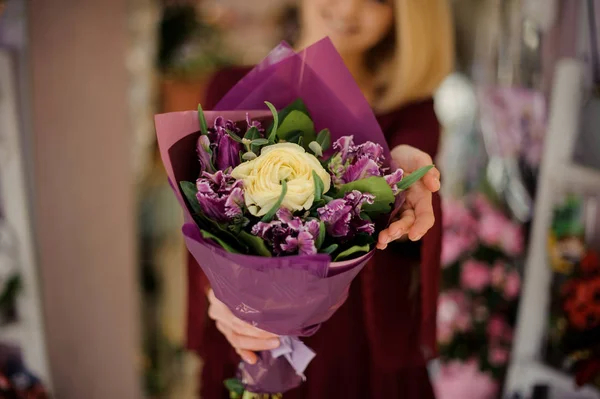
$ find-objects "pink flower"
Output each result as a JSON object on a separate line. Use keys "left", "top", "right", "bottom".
{"left": 437, "top": 291, "right": 472, "bottom": 343}
{"left": 442, "top": 232, "right": 477, "bottom": 267}
{"left": 472, "top": 193, "right": 494, "bottom": 215}
{"left": 443, "top": 199, "right": 474, "bottom": 229}
{"left": 461, "top": 260, "right": 491, "bottom": 292}
{"left": 504, "top": 270, "right": 521, "bottom": 299}
{"left": 500, "top": 222, "right": 524, "bottom": 256}
{"left": 488, "top": 347, "right": 510, "bottom": 366}
{"left": 478, "top": 210, "right": 507, "bottom": 248}
{"left": 433, "top": 359, "right": 499, "bottom": 399}
{"left": 491, "top": 262, "right": 506, "bottom": 288}
{"left": 487, "top": 315, "right": 509, "bottom": 340}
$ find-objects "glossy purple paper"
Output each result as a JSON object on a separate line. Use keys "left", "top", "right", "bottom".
{"left": 155, "top": 38, "right": 391, "bottom": 394}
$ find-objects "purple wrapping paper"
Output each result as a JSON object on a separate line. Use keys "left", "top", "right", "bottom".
{"left": 155, "top": 38, "right": 392, "bottom": 394}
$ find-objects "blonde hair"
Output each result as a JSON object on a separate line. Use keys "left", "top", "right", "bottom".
{"left": 374, "top": 0, "right": 455, "bottom": 112}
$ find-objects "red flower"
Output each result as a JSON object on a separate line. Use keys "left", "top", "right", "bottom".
{"left": 581, "top": 251, "right": 600, "bottom": 275}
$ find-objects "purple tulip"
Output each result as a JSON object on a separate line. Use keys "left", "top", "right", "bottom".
{"left": 246, "top": 113, "right": 264, "bottom": 131}
{"left": 342, "top": 157, "right": 381, "bottom": 183}
{"left": 251, "top": 209, "right": 320, "bottom": 256}
{"left": 195, "top": 171, "right": 245, "bottom": 223}
{"left": 355, "top": 141, "right": 384, "bottom": 163}
{"left": 328, "top": 136, "right": 388, "bottom": 186}
{"left": 332, "top": 135, "right": 354, "bottom": 162}
{"left": 317, "top": 190, "right": 375, "bottom": 238}
{"left": 384, "top": 168, "right": 404, "bottom": 194}
{"left": 197, "top": 135, "right": 215, "bottom": 173}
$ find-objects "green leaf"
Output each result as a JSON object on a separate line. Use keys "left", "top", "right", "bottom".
{"left": 197, "top": 104, "right": 208, "bottom": 135}
{"left": 180, "top": 181, "right": 249, "bottom": 252}
{"left": 239, "top": 231, "right": 272, "bottom": 257}
{"left": 397, "top": 165, "right": 435, "bottom": 191}
{"left": 261, "top": 180, "right": 288, "bottom": 222}
{"left": 244, "top": 126, "right": 261, "bottom": 140}
{"left": 312, "top": 171, "right": 324, "bottom": 202}
{"left": 224, "top": 378, "right": 245, "bottom": 397}
{"left": 337, "top": 176, "right": 395, "bottom": 215}
{"left": 334, "top": 244, "right": 370, "bottom": 261}
{"left": 180, "top": 181, "right": 203, "bottom": 216}
{"left": 308, "top": 141, "right": 323, "bottom": 157}
{"left": 265, "top": 101, "right": 279, "bottom": 143}
{"left": 316, "top": 221, "right": 326, "bottom": 250}
{"left": 316, "top": 129, "right": 331, "bottom": 151}
{"left": 277, "top": 98, "right": 310, "bottom": 122}
{"left": 321, "top": 244, "right": 338, "bottom": 254}
{"left": 201, "top": 230, "right": 241, "bottom": 254}
{"left": 282, "top": 130, "right": 303, "bottom": 144}
{"left": 242, "top": 152, "right": 257, "bottom": 161}
{"left": 226, "top": 128, "right": 244, "bottom": 143}
{"left": 251, "top": 138, "right": 269, "bottom": 146}
{"left": 277, "top": 110, "right": 316, "bottom": 147}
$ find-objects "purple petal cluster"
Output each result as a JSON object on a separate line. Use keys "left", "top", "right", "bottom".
{"left": 252, "top": 209, "right": 320, "bottom": 256}
{"left": 195, "top": 170, "right": 245, "bottom": 223}
{"left": 246, "top": 113, "right": 264, "bottom": 131}
{"left": 317, "top": 190, "right": 375, "bottom": 238}
{"left": 328, "top": 135, "right": 405, "bottom": 193}
{"left": 328, "top": 136, "right": 385, "bottom": 185}
{"left": 197, "top": 117, "right": 246, "bottom": 173}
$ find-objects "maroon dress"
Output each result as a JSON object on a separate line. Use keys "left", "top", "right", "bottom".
{"left": 186, "top": 68, "right": 443, "bottom": 399}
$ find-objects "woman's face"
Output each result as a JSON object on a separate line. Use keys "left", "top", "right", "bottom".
{"left": 300, "top": 0, "right": 394, "bottom": 56}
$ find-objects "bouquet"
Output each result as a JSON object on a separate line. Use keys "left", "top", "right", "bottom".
{"left": 154, "top": 38, "right": 430, "bottom": 396}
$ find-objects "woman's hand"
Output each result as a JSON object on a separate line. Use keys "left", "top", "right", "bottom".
{"left": 377, "top": 145, "right": 441, "bottom": 250}
{"left": 207, "top": 289, "right": 280, "bottom": 365}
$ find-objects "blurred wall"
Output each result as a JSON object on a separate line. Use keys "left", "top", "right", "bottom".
{"left": 28, "top": 1, "right": 141, "bottom": 398}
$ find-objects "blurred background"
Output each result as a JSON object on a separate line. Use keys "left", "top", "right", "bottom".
{"left": 0, "top": 0, "right": 599, "bottom": 398}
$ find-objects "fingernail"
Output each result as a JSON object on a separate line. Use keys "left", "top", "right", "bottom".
{"left": 268, "top": 339, "right": 280, "bottom": 349}
{"left": 434, "top": 178, "right": 441, "bottom": 190}
{"left": 412, "top": 234, "right": 423, "bottom": 241}
{"left": 242, "top": 355, "right": 255, "bottom": 364}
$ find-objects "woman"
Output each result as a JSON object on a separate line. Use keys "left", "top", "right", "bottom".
{"left": 187, "top": 0, "right": 454, "bottom": 397}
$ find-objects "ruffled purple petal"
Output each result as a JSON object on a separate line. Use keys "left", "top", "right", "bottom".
{"left": 355, "top": 142, "right": 384, "bottom": 163}
{"left": 246, "top": 113, "right": 263, "bottom": 131}
{"left": 317, "top": 191, "right": 375, "bottom": 240}
{"left": 317, "top": 199, "right": 352, "bottom": 237}
{"left": 276, "top": 208, "right": 303, "bottom": 231}
{"left": 215, "top": 133, "right": 242, "bottom": 171}
{"left": 342, "top": 157, "right": 381, "bottom": 183}
{"left": 197, "top": 135, "right": 214, "bottom": 173}
{"left": 297, "top": 231, "right": 317, "bottom": 255}
{"left": 195, "top": 171, "right": 245, "bottom": 223}
{"left": 332, "top": 136, "right": 354, "bottom": 162}
{"left": 384, "top": 168, "right": 404, "bottom": 194}
{"left": 224, "top": 187, "right": 244, "bottom": 218}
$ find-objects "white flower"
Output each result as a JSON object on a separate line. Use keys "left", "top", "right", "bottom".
{"left": 231, "top": 143, "right": 331, "bottom": 216}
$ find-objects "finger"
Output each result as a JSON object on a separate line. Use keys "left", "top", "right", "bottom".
{"left": 391, "top": 145, "right": 433, "bottom": 173}
{"left": 216, "top": 321, "right": 280, "bottom": 351}
{"left": 236, "top": 349, "right": 258, "bottom": 365}
{"left": 388, "top": 209, "right": 416, "bottom": 238}
{"left": 229, "top": 331, "right": 281, "bottom": 352}
{"left": 377, "top": 209, "right": 415, "bottom": 248}
{"left": 231, "top": 317, "right": 279, "bottom": 339}
{"left": 422, "top": 167, "right": 441, "bottom": 192}
{"left": 406, "top": 188, "right": 434, "bottom": 241}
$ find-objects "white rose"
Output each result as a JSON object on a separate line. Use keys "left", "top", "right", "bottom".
{"left": 231, "top": 143, "right": 331, "bottom": 216}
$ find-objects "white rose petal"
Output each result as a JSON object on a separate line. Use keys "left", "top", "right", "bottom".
{"left": 231, "top": 143, "right": 331, "bottom": 216}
